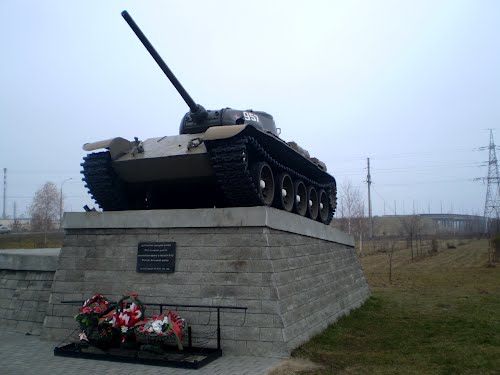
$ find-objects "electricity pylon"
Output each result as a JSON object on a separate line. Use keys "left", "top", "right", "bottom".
{"left": 475, "top": 130, "right": 500, "bottom": 222}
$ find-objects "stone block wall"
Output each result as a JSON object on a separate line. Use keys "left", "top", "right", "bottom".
{"left": 268, "top": 234, "right": 368, "bottom": 351}
{"left": 0, "top": 249, "right": 60, "bottom": 335}
{"left": 0, "top": 270, "right": 55, "bottom": 335}
{"left": 43, "top": 207, "right": 370, "bottom": 356}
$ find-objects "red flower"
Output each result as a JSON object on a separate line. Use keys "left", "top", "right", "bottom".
{"left": 94, "top": 306, "right": 102, "bottom": 314}
{"left": 81, "top": 306, "right": 91, "bottom": 314}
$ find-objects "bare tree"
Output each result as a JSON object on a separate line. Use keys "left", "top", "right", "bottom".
{"left": 378, "top": 240, "right": 397, "bottom": 283}
{"left": 334, "top": 180, "right": 367, "bottom": 252}
{"left": 29, "top": 182, "right": 61, "bottom": 240}
{"left": 387, "top": 241, "right": 396, "bottom": 282}
{"left": 399, "top": 215, "right": 424, "bottom": 260}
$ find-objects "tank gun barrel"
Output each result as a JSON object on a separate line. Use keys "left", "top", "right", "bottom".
{"left": 121, "top": 10, "right": 200, "bottom": 113}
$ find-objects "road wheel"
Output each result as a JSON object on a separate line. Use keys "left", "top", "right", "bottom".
{"left": 293, "top": 180, "right": 307, "bottom": 216}
{"left": 274, "top": 173, "right": 294, "bottom": 212}
{"left": 251, "top": 162, "right": 275, "bottom": 206}
{"left": 318, "top": 189, "right": 330, "bottom": 224}
{"left": 307, "top": 186, "right": 319, "bottom": 220}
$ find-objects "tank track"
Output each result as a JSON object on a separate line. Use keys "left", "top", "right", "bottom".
{"left": 207, "top": 138, "right": 261, "bottom": 207}
{"left": 206, "top": 134, "right": 336, "bottom": 224}
{"left": 81, "top": 151, "right": 128, "bottom": 211}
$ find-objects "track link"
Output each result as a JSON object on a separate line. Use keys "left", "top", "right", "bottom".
{"left": 81, "top": 152, "right": 128, "bottom": 211}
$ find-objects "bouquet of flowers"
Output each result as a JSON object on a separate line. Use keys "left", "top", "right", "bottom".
{"left": 136, "top": 310, "right": 186, "bottom": 350}
{"left": 75, "top": 294, "right": 110, "bottom": 329}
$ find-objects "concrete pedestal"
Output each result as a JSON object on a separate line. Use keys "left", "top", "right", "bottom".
{"left": 43, "top": 207, "right": 369, "bottom": 356}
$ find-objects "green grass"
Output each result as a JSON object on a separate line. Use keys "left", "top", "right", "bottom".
{"left": 292, "top": 239, "right": 500, "bottom": 375}
{"left": 0, "top": 232, "right": 63, "bottom": 249}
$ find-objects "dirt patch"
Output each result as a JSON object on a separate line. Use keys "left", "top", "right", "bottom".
{"left": 266, "top": 358, "right": 324, "bottom": 375}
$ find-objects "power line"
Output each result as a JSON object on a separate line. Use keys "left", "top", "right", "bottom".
{"left": 381, "top": 178, "right": 474, "bottom": 187}
{"left": 333, "top": 161, "right": 481, "bottom": 176}
{"left": 371, "top": 187, "right": 396, "bottom": 215}
{"left": 338, "top": 147, "right": 476, "bottom": 162}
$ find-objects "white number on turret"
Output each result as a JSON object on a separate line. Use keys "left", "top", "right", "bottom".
{"left": 243, "top": 112, "right": 259, "bottom": 122}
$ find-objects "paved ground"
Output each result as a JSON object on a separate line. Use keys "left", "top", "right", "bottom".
{"left": 0, "top": 330, "right": 283, "bottom": 375}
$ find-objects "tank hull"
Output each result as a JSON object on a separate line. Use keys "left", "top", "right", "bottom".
{"left": 81, "top": 125, "right": 337, "bottom": 224}
{"left": 112, "top": 135, "right": 213, "bottom": 183}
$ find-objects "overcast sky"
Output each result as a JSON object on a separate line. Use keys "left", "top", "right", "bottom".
{"left": 1, "top": 0, "right": 499, "bottom": 218}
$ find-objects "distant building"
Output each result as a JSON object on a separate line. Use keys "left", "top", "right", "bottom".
{"left": 372, "top": 214, "right": 486, "bottom": 237}
{"left": 418, "top": 214, "right": 486, "bottom": 235}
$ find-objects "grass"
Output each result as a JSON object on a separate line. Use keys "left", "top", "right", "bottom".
{"left": 289, "top": 239, "right": 500, "bottom": 375}
{"left": 0, "top": 231, "right": 63, "bottom": 249}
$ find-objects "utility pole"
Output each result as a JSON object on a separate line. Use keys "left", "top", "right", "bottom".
{"left": 474, "top": 129, "right": 500, "bottom": 232}
{"left": 366, "top": 158, "right": 373, "bottom": 238}
{"left": 2, "top": 168, "right": 6, "bottom": 219}
{"left": 59, "top": 178, "right": 73, "bottom": 229}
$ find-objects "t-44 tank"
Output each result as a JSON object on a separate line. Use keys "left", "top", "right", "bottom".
{"left": 81, "top": 11, "right": 337, "bottom": 224}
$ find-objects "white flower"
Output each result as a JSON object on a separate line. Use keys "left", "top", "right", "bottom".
{"left": 152, "top": 321, "right": 163, "bottom": 334}
{"left": 121, "top": 326, "right": 128, "bottom": 333}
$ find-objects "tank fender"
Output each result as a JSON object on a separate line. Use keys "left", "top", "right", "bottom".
{"left": 287, "top": 141, "right": 310, "bottom": 159}
{"left": 310, "top": 157, "right": 327, "bottom": 172}
{"left": 288, "top": 141, "right": 328, "bottom": 172}
{"left": 82, "top": 137, "right": 134, "bottom": 160}
{"left": 83, "top": 138, "right": 115, "bottom": 151}
{"left": 203, "top": 125, "right": 247, "bottom": 141}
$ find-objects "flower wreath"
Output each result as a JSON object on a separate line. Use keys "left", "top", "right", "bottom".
{"left": 109, "top": 294, "right": 146, "bottom": 342}
{"left": 74, "top": 294, "right": 110, "bottom": 329}
{"left": 136, "top": 310, "right": 186, "bottom": 350}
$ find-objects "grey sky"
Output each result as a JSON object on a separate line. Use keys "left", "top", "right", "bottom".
{"left": 1, "top": 0, "right": 498, "bottom": 217}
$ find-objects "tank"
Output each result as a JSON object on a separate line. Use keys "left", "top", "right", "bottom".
{"left": 81, "top": 11, "right": 337, "bottom": 224}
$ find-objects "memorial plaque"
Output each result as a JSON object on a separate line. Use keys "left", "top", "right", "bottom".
{"left": 137, "top": 242, "right": 176, "bottom": 273}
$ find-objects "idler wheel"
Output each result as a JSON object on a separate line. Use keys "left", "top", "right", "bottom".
{"left": 307, "top": 186, "right": 319, "bottom": 220}
{"left": 251, "top": 162, "right": 275, "bottom": 206}
{"left": 318, "top": 189, "right": 330, "bottom": 223}
{"left": 293, "top": 180, "right": 307, "bottom": 216}
{"left": 275, "top": 173, "right": 294, "bottom": 212}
